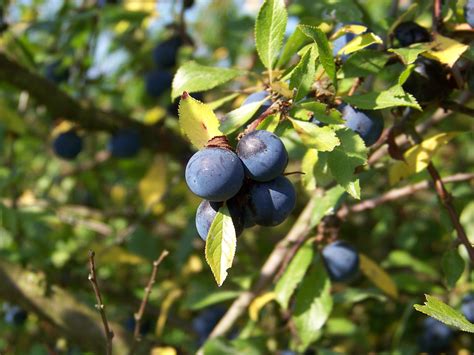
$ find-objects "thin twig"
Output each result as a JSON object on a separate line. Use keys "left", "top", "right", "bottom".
{"left": 130, "top": 250, "right": 169, "bottom": 354}
{"left": 88, "top": 250, "right": 114, "bottom": 355}
{"left": 441, "top": 100, "right": 474, "bottom": 116}
{"left": 432, "top": 0, "right": 442, "bottom": 33}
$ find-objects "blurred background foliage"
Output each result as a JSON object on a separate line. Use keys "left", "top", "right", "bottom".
{"left": 0, "top": 0, "right": 473, "bottom": 354}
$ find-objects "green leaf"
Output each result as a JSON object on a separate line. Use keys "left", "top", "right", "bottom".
{"left": 342, "top": 50, "right": 390, "bottom": 78}
{"left": 324, "top": 128, "right": 368, "bottom": 199}
{"left": 299, "top": 25, "right": 337, "bottom": 90}
{"left": 333, "top": 288, "right": 387, "bottom": 304}
{"left": 398, "top": 64, "right": 415, "bottom": 85}
{"left": 205, "top": 205, "right": 237, "bottom": 286}
{"left": 337, "top": 32, "right": 383, "bottom": 56}
{"left": 388, "top": 47, "right": 426, "bottom": 65}
{"left": 207, "top": 93, "right": 240, "bottom": 110}
{"left": 288, "top": 118, "right": 340, "bottom": 151}
{"left": 256, "top": 113, "right": 280, "bottom": 132}
{"left": 301, "top": 149, "right": 332, "bottom": 191}
{"left": 184, "top": 290, "right": 241, "bottom": 311}
{"left": 220, "top": 97, "right": 270, "bottom": 134}
{"left": 290, "top": 45, "right": 317, "bottom": 101}
{"left": 275, "top": 240, "right": 314, "bottom": 310}
{"left": 255, "top": 0, "right": 288, "bottom": 73}
{"left": 172, "top": 61, "right": 242, "bottom": 99}
{"left": 277, "top": 25, "right": 310, "bottom": 68}
{"left": 299, "top": 101, "right": 345, "bottom": 125}
{"left": 178, "top": 93, "right": 223, "bottom": 149}
{"left": 293, "top": 256, "right": 333, "bottom": 350}
{"left": 384, "top": 250, "right": 438, "bottom": 278}
{"left": 442, "top": 249, "right": 465, "bottom": 289}
{"left": 309, "top": 185, "right": 346, "bottom": 229}
{"left": 414, "top": 295, "right": 474, "bottom": 333}
{"left": 343, "top": 85, "right": 421, "bottom": 110}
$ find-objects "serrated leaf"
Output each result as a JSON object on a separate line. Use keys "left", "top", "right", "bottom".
{"left": 423, "top": 34, "right": 469, "bottom": 67}
{"left": 178, "top": 93, "right": 223, "bottom": 149}
{"left": 342, "top": 50, "right": 389, "bottom": 78}
{"left": 255, "top": 0, "right": 288, "bottom": 73}
{"left": 256, "top": 113, "right": 280, "bottom": 132}
{"left": 299, "top": 25, "right": 337, "bottom": 90}
{"left": 172, "top": 62, "right": 242, "bottom": 99}
{"left": 388, "top": 47, "right": 426, "bottom": 65}
{"left": 249, "top": 292, "right": 276, "bottom": 321}
{"left": 343, "top": 85, "right": 421, "bottom": 110}
{"left": 442, "top": 249, "right": 465, "bottom": 289}
{"left": 220, "top": 98, "right": 270, "bottom": 134}
{"left": 337, "top": 32, "right": 383, "bottom": 55}
{"left": 288, "top": 118, "right": 340, "bottom": 151}
{"left": 275, "top": 240, "right": 314, "bottom": 310}
{"left": 299, "top": 101, "right": 345, "bottom": 125}
{"left": 205, "top": 205, "right": 237, "bottom": 286}
{"left": 290, "top": 45, "right": 317, "bottom": 101}
{"left": 293, "top": 256, "right": 333, "bottom": 350}
{"left": 359, "top": 254, "right": 398, "bottom": 299}
{"left": 277, "top": 25, "right": 310, "bottom": 68}
{"left": 324, "top": 128, "right": 368, "bottom": 199}
{"left": 398, "top": 64, "right": 415, "bottom": 85}
{"left": 309, "top": 185, "right": 346, "bottom": 229}
{"left": 139, "top": 155, "right": 167, "bottom": 210}
{"left": 389, "top": 132, "right": 459, "bottom": 185}
{"left": 414, "top": 295, "right": 474, "bottom": 333}
{"left": 301, "top": 149, "right": 332, "bottom": 191}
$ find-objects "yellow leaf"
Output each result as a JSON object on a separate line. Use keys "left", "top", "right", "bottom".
{"left": 389, "top": 132, "right": 459, "bottom": 185}
{"left": 359, "top": 254, "right": 398, "bottom": 299}
{"left": 422, "top": 34, "right": 469, "bottom": 67}
{"left": 338, "top": 33, "right": 383, "bottom": 55}
{"left": 331, "top": 24, "right": 368, "bottom": 39}
{"left": 178, "top": 93, "right": 223, "bottom": 149}
{"left": 110, "top": 184, "right": 127, "bottom": 206}
{"left": 151, "top": 347, "right": 177, "bottom": 355}
{"left": 97, "top": 245, "right": 146, "bottom": 265}
{"left": 143, "top": 106, "right": 166, "bottom": 125}
{"left": 51, "top": 121, "right": 76, "bottom": 137}
{"left": 249, "top": 292, "right": 276, "bottom": 322}
{"left": 124, "top": 0, "right": 157, "bottom": 15}
{"left": 139, "top": 155, "right": 167, "bottom": 210}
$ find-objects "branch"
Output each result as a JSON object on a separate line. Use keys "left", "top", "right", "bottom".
{"left": 433, "top": 0, "right": 442, "bottom": 33}
{"left": 130, "top": 250, "right": 169, "bottom": 354}
{"left": 88, "top": 250, "right": 114, "bottom": 355}
{"left": 441, "top": 100, "right": 474, "bottom": 116}
{"left": 0, "top": 259, "right": 132, "bottom": 354}
{"left": 0, "top": 51, "right": 190, "bottom": 156}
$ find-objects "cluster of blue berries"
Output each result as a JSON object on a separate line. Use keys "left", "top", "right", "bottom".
{"left": 185, "top": 130, "right": 296, "bottom": 240}
{"left": 52, "top": 128, "right": 141, "bottom": 160}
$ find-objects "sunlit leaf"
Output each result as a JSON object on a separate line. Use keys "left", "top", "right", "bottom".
{"left": 249, "top": 292, "right": 276, "bottom": 321}
{"left": 288, "top": 118, "right": 340, "bottom": 151}
{"left": 359, "top": 254, "right": 398, "bottom": 299}
{"left": 139, "top": 155, "right": 167, "bottom": 210}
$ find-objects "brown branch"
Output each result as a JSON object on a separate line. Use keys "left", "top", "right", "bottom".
{"left": 88, "top": 250, "right": 114, "bottom": 355}
{"left": 432, "top": 0, "right": 442, "bottom": 33}
{"left": 441, "top": 100, "right": 474, "bottom": 116}
{"left": 243, "top": 100, "right": 282, "bottom": 135}
{"left": 337, "top": 173, "right": 474, "bottom": 219}
{"left": 0, "top": 51, "right": 190, "bottom": 156}
{"left": 130, "top": 250, "right": 169, "bottom": 354}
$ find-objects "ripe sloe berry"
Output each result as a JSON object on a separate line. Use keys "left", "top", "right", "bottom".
{"left": 321, "top": 240, "right": 359, "bottom": 282}
{"left": 339, "top": 104, "right": 384, "bottom": 146}
{"left": 394, "top": 21, "right": 431, "bottom": 47}
{"left": 402, "top": 57, "right": 451, "bottom": 104}
{"left": 192, "top": 306, "right": 226, "bottom": 346}
{"left": 247, "top": 176, "right": 296, "bottom": 226}
{"left": 52, "top": 130, "right": 83, "bottom": 160}
{"left": 418, "top": 317, "right": 454, "bottom": 353}
{"left": 242, "top": 91, "right": 272, "bottom": 118}
{"left": 195, "top": 200, "right": 244, "bottom": 240}
{"left": 108, "top": 129, "right": 140, "bottom": 158}
{"left": 237, "top": 130, "right": 288, "bottom": 182}
{"left": 144, "top": 70, "right": 173, "bottom": 98}
{"left": 152, "top": 36, "right": 183, "bottom": 69}
{"left": 185, "top": 147, "right": 244, "bottom": 201}
{"left": 465, "top": 0, "right": 474, "bottom": 27}
{"left": 461, "top": 293, "right": 474, "bottom": 323}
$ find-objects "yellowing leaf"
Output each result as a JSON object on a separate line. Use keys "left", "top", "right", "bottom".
{"left": 359, "top": 253, "right": 398, "bottom": 299}
{"left": 423, "top": 34, "right": 469, "bottom": 67}
{"left": 151, "top": 347, "right": 177, "bottom": 355}
{"left": 389, "top": 132, "right": 459, "bottom": 185}
{"left": 98, "top": 246, "right": 146, "bottom": 265}
{"left": 124, "top": 0, "right": 157, "bottom": 15}
{"left": 143, "top": 107, "right": 166, "bottom": 125}
{"left": 110, "top": 184, "right": 127, "bottom": 206}
{"left": 51, "top": 121, "right": 76, "bottom": 137}
{"left": 338, "top": 33, "right": 383, "bottom": 55}
{"left": 331, "top": 24, "right": 368, "bottom": 39}
{"left": 249, "top": 292, "right": 276, "bottom": 321}
{"left": 178, "top": 93, "right": 223, "bottom": 149}
{"left": 205, "top": 205, "right": 237, "bottom": 286}
{"left": 139, "top": 155, "right": 167, "bottom": 210}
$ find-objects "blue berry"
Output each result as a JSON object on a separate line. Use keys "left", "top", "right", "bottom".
{"left": 418, "top": 317, "right": 454, "bottom": 353}
{"left": 321, "top": 240, "right": 359, "bottom": 282}
{"left": 242, "top": 91, "right": 272, "bottom": 118}
{"left": 152, "top": 36, "right": 183, "bottom": 69}
{"left": 192, "top": 306, "right": 226, "bottom": 345}
{"left": 3, "top": 304, "right": 27, "bottom": 326}
{"left": 52, "top": 130, "right": 83, "bottom": 160}
{"left": 339, "top": 104, "right": 384, "bottom": 146}
{"left": 465, "top": 0, "right": 474, "bottom": 27}
{"left": 44, "top": 61, "right": 70, "bottom": 84}
{"left": 108, "top": 129, "right": 140, "bottom": 158}
{"left": 461, "top": 293, "right": 474, "bottom": 323}
{"left": 394, "top": 21, "right": 431, "bottom": 47}
{"left": 144, "top": 70, "right": 173, "bottom": 98}
{"left": 195, "top": 200, "right": 244, "bottom": 241}
{"left": 247, "top": 176, "right": 296, "bottom": 226}
{"left": 185, "top": 147, "right": 244, "bottom": 201}
{"left": 237, "top": 130, "right": 288, "bottom": 182}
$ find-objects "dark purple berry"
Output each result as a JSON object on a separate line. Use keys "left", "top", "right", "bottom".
{"left": 52, "top": 130, "right": 83, "bottom": 160}
{"left": 145, "top": 70, "right": 173, "bottom": 98}
{"left": 339, "top": 104, "right": 384, "bottom": 146}
{"left": 321, "top": 240, "right": 359, "bottom": 282}
{"left": 418, "top": 317, "right": 454, "bottom": 353}
{"left": 394, "top": 21, "right": 431, "bottom": 47}
{"left": 152, "top": 36, "right": 183, "bottom": 69}
{"left": 461, "top": 293, "right": 474, "bottom": 323}
{"left": 108, "top": 129, "right": 140, "bottom": 158}
{"left": 195, "top": 200, "right": 244, "bottom": 240}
